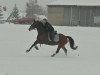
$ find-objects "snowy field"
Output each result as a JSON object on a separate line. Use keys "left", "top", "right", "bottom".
{"left": 0, "top": 23, "right": 100, "bottom": 75}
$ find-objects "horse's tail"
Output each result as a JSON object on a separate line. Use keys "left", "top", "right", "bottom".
{"left": 67, "top": 36, "right": 78, "bottom": 50}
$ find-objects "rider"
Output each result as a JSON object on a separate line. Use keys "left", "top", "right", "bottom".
{"left": 41, "top": 18, "right": 55, "bottom": 41}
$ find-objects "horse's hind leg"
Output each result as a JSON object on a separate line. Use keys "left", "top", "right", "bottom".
{"left": 62, "top": 46, "right": 67, "bottom": 56}
{"left": 26, "top": 40, "right": 38, "bottom": 53}
{"left": 51, "top": 47, "right": 61, "bottom": 57}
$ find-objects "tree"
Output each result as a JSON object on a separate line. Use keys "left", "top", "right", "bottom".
{"left": 12, "top": 4, "right": 19, "bottom": 19}
{"left": 7, "top": 4, "right": 19, "bottom": 23}
{"left": 25, "top": 0, "right": 45, "bottom": 18}
{"left": 0, "top": 6, "right": 3, "bottom": 19}
{"left": 3, "top": 6, "right": 7, "bottom": 11}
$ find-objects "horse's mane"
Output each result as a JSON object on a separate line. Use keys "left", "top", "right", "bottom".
{"left": 35, "top": 20, "right": 45, "bottom": 32}
{"left": 36, "top": 20, "right": 43, "bottom": 25}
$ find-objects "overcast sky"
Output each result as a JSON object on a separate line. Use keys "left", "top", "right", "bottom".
{"left": 0, "top": 0, "right": 54, "bottom": 12}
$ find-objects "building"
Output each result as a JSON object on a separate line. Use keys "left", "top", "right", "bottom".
{"left": 47, "top": 0, "right": 100, "bottom": 26}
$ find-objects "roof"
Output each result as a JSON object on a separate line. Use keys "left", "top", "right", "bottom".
{"left": 47, "top": 0, "right": 100, "bottom": 6}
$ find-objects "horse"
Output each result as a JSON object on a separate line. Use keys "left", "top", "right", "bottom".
{"left": 26, "top": 20, "right": 78, "bottom": 57}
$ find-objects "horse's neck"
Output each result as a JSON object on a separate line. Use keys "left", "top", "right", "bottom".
{"left": 37, "top": 28, "right": 44, "bottom": 35}
{"left": 36, "top": 23, "right": 47, "bottom": 36}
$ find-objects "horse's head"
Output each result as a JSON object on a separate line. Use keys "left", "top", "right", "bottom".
{"left": 29, "top": 20, "right": 40, "bottom": 31}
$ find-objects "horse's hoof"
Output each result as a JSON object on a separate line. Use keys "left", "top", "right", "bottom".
{"left": 35, "top": 46, "right": 39, "bottom": 50}
{"left": 51, "top": 54, "right": 55, "bottom": 57}
{"left": 26, "top": 50, "right": 30, "bottom": 53}
{"left": 51, "top": 55, "right": 54, "bottom": 57}
{"left": 76, "top": 46, "right": 78, "bottom": 49}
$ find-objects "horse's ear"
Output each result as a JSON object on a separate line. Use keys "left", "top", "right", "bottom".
{"left": 34, "top": 19, "right": 36, "bottom": 23}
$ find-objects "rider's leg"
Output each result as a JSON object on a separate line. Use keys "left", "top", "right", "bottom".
{"left": 49, "top": 31, "right": 54, "bottom": 41}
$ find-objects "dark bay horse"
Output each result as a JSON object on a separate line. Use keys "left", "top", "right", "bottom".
{"left": 26, "top": 20, "right": 78, "bottom": 57}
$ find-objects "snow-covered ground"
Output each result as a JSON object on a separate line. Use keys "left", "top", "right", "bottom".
{"left": 0, "top": 23, "right": 100, "bottom": 75}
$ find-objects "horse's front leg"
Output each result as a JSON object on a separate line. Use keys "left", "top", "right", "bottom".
{"left": 26, "top": 40, "right": 39, "bottom": 53}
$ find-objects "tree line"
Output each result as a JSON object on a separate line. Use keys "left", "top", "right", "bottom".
{"left": 8, "top": 0, "right": 46, "bottom": 20}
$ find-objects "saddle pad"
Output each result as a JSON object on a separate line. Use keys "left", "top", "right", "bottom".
{"left": 54, "top": 34, "right": 59, "bottom": 42}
